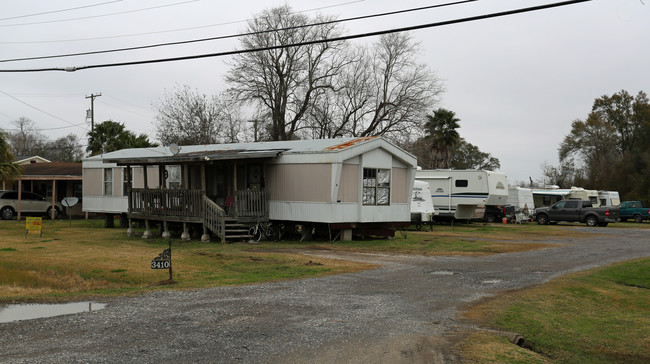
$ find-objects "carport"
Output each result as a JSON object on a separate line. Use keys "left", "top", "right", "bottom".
{"left": 11, "top": 162, "right": 82, "bottom": 220}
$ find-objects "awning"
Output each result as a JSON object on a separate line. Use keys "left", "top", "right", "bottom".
{"left": 104, "top": 149, "right": 287, "bottom": 166}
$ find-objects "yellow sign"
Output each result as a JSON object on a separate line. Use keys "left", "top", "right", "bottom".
{"left": 26, "top": 217, "right": 43, "bottom": 237}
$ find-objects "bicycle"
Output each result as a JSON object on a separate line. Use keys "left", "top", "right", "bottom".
{"left": 248, "top": 219, "right": 283, "bottom": 243}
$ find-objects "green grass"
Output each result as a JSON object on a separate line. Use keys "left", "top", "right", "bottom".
{"left": 462, "top": 258, "right": 650, "bottom": 363}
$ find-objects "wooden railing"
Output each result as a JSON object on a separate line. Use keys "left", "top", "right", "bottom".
{"left": 203, "top": 196, "right": 225, "bottom": 243}
{"left": 130, "top": 188, "right": 204, "bottom": 218}
{"left": 235, "top": 190, "right": 267, "bottom": 217}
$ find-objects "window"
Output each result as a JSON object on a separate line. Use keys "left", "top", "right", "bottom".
{"left": 363, "top": 168, "right": 390, "bottom": 205}
{"left": 565, "top": 200, "right": 579, "bottom": 208}
{"left": 104, "top": 168, "right": 113, "bottom": 196}
{"left": 122, "top": 167, "right": 132, "bottom": 194}
{"left": 455, "top": 179, "right": 468, "bottom": 188}
{"left": 166, "top": 165, "right": 181, "bottom": 189}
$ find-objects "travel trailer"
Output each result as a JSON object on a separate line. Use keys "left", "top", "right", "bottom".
{"left": 598, "top": 190, "right": 620, "bottom": 207}
{"left": 507, "top": 186, "right": 535, "bottom": 214}
{"left": 410, "top": 179, "right": 436, "bottom": 227}
{"left": 532, "top": 186, "right": 600, "bottom": 207}
{"left": 415, "top": 169, "right": 508, "bottom": 219}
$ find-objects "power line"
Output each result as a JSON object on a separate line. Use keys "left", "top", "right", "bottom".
{"left": 0, "top": 0, "right": 199, "bottom": 28}
{"left": 0, "top": 89, "right": 86, "bottom": 130}
{"left": 0, "top": 1, "right": 122, "bottom": 21}
{"left": 0, "top": 0, "right": 366, "bottom": 45}
{"left": 0, "top": 0, "right": 594, "bottom": 73}
{"left": 0, "top": 1, "right": 476, "bottom": 64}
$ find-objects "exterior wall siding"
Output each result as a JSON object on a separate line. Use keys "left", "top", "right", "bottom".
{"left": 337, "top": 164, "right": 359, "bottom": 203}
{"left": 267, "top": 164, "right": 331, "bottom": 202}
{"left": 83, "top": 168, "right": 102, "bottom": 197}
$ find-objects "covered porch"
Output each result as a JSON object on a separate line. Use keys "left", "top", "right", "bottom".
{"left": 106, "top": 148, "right": 281, "bottom": 242}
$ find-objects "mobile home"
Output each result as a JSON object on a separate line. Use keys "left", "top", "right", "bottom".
{"left": 415, "top": 169, "right": 508, "bottom": 219}
{"left": 82, "top": 137, "right": 416, "bottom": 241}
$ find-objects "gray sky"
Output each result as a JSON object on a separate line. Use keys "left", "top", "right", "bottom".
{"left": 1, "top": 0, "right": 648, "bottom": 184}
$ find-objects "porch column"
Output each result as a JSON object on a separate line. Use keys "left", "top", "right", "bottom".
{"left": 200, "top": 164, "right": 206, "bottom": 191}
{"left": 181, "top": 222, "right": 190, "bottom": 241}
{"left": 142, "top": 220, "right": 152, "bottom": 239}
{"left": 127, "top": 218, "right": 135, "bottom": 237}
{"left": 143, "top": 165, "right": 148, "bottom": 189}
{"left": 162, "top": 221, "right": 170, "bottom": 239}
{"left": 17, "top": 180, "right": 22, "bottom": 221}
{"left": 201, "top": 226, "right": 210, "bottom": 242}
{"left": 51, "top": 179, "right": 56, "bottom": 219}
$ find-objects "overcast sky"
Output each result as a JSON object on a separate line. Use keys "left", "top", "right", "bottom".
{"left": 1, "top": 0, "right": 648, "bottom": 184}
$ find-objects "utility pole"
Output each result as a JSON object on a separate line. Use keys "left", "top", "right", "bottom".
{"left": 85, "top": 93, "right": 101, "bottom": 133}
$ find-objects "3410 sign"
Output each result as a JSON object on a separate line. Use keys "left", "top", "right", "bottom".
{"left": 151, "top": 240, "right": 174, "bottom": 283}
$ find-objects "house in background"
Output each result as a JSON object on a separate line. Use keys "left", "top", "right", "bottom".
{"left": 15, "top": 155, "right": 51, "bottom": 165}
{"left": 3, "top": 161, "right": 83, "bottom": 219}
{"left": 82, "top": 136, "right": 416, "bottom": 242}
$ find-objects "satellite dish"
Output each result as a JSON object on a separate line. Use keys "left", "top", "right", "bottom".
{"left": 169, "top": 143, "right": 180, "bottom": 155}
{"left": 61, "top": 197, "right": 79, "bottom": 207}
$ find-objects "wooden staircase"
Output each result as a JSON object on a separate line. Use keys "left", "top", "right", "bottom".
{"left": 224, "top": 218, "right": 252, "bottom": 241}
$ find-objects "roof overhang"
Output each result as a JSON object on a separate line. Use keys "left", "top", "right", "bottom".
{"left": 104, "top": 149, "right": 287, "bottom": 166}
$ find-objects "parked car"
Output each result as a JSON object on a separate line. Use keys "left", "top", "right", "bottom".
{"left": 617, "top": 201, "right": 649, "bottom": 223}
{"left": 533, "top": 199, "right": 618, "bottom": 227}
{"left": 0, "top": 190, "right": 63, "bottom": 220}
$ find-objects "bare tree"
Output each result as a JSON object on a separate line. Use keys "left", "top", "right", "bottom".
{"left": 154, "top": 85, "right": 243, "bottom": 145}
{"left": 6, "top": 117, "right": 47, "bottom": 156}
{"left": 307, "top": 33, "right": 444, "bottom": 143}
{"left": 226, "top": 5, "right": 346, "bottom": 141}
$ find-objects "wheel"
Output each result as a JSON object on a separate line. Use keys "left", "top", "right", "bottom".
{"left": 585, "top": 216, "right": 598, "bottom": 227}
{"left": 486, "top": 213, "right": 497, "bottom": 223}
{"left": 46, "top": 206, "right": 60, "bottom": 219}
{"left": 0, "top": 206, "right": 15, "bottom": 220}
{"left": 634, "top": 214, "right": 643, "bottom": 224}
{"left": 268, "top": 225, "right": 282, "bottom": 242}
{"left": 248, "top": 226, "right": 262, "bottom": 242}
{"left": 536, "top": 214, "right": 549, "bottom": 225}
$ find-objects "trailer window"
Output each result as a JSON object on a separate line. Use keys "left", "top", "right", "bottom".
{"left": 455, "top": 179, "right": 468, "bottom": 188}
{"left": 363, "top": 168, "right": 390, "bottom": 205}
{"left": 103, "top": 168, "right": 113, "bottom": 196}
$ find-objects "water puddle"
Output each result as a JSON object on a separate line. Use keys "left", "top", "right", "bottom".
{"left": 0, "top": 302, "right": 106, "bottom": 323}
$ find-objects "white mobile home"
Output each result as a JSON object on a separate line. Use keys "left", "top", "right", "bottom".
{"left": 507, "top": 186, "right": 535, "bottom": 213}
{"left": 82, "top": 137, "right": 416, "bottom": 241}
{"left": 415, "top": 169, "right": 508, "bottom": 219}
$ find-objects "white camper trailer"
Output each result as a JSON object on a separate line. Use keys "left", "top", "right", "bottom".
{"left": 598, "top": 190, "right": 620, "bottom": 207}
{"left": 411, "top": 180, "right": 436, "bottom": 227}
{"left": 415, "top": 169, "right": 508, "bottom": 219}
{"left": 507, "top": 186, "right": 535, "bottom": 214}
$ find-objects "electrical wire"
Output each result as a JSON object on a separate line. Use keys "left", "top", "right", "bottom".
{"left": 0, "top": 0, "right": 476, "bottom": 64}
{"left": 0, "top": 0, "right": 594, "bottom": 73}
{"left": 0, "top": 1, "right": 122, "bottom": 21}
{"left": 0, "top": 89, "right": 86, "bottom": 130}
{"left": 0, "top": 0, "right": 199, "bottom": 28}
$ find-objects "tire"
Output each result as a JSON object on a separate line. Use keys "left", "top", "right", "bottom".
{"left": 634, "top": 214, "right": 643, "bottom": 224}
{"left": 486, "top": 213, "right": 497, "bottom": 223}
{"left": 1, "top": 206, "right": 15, "bottom": 220}
{"left": 46, "top": 206, "right": 60, "bottom": 220}
{"left": 585, "top": 215, "right": 598, "bottom": 227}
{"left": 536, "top": 214, "right": 549, "bottom": 225}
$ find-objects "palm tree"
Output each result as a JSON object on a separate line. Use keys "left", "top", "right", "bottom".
{"left": 424, "top": 108, "right": 461, "bottom": 168}
{"left": 0, "top": 130, "right": 22, "bottom": 184}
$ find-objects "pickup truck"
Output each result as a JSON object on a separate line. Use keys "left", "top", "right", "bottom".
{"left": 617, "top": 201, "right": 649, "bottom": 223}
{"left": 534, "top": 199, "right": 619, "bottom": 227}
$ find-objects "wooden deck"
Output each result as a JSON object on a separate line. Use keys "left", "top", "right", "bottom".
{"left": 127, "top": 188, "right": 268, "bottom": 241}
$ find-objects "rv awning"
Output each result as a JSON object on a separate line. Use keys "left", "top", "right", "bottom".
{"left": 531, "top": 190, "right": 571, "bottom": 197}
{"left": 104, "top": 149, "right": 287, "bottom": 166}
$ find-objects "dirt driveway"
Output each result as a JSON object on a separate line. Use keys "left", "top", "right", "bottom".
{"left": 1, "top": 227, "right": 649, "bottom": 363}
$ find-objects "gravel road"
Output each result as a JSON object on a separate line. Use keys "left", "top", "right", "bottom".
{"left": 1, "top": 227, "right": 649, "bottom": 363}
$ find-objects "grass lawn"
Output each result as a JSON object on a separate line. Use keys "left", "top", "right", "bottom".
{"left": 459, "top": 258, "right": 650, "bottom": 363}
{"left": 0, "top": 219, "right": 565, "bottom": 302}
